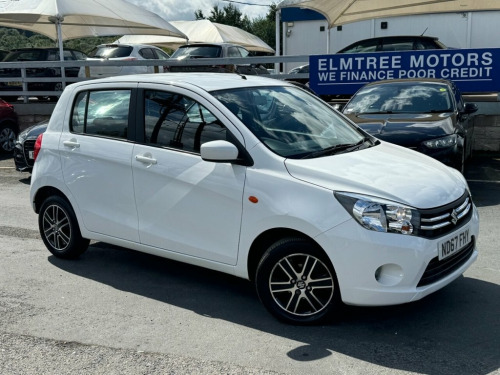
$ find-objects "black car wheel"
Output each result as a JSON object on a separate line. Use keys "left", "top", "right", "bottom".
{"left": 39, "top": 195, "right": 89, "bottom": 259}
{"left": 256, "top": 237, "right": 341, "bottom": 325}
{"left": 0, "top": 122, "right": 17, "bottom": 153}
{"left": 48, "top": 82, "right": 63, "bottom": 102}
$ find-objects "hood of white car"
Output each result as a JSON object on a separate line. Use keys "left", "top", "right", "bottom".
{"left": 284, "top": 142, "right": 466, "bottom": 209}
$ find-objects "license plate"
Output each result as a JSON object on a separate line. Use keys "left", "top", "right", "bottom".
{"left": 438, "top": 226, "right": 471, "bottom": 260}
{"left": 29, "top": 151, "right": 34, "bottom": 159}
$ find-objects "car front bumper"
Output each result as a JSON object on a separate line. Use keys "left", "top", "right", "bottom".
{"left": 316, "top": 203, "right": 480, "bottom": 306}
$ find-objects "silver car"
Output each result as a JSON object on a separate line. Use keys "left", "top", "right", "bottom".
{"left": 79, "top": 43, "right": 170, "bottom": 78}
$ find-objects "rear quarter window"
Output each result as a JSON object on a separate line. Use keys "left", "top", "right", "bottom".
{"left": 71, "top": 90, "right": 131, "bottom": 139}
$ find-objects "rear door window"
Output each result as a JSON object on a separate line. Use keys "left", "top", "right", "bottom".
{"left": 139, "top": 48, "right": 156, "bottom": 59}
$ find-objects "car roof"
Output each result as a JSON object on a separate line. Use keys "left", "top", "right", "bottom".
{"left": 351, "top": 35, "right": 440, "bottom": 43}
{"left": 71, "top": 72, "right": 288, "bottom": 92}
{"left": 96, "top": 43, "right": 161, "bottom": 48}
{"left": 9, "top": 47, "right": 81, "bottom": 52}
{"left": 177, "top": 43, "right": 247, "bottom": 49}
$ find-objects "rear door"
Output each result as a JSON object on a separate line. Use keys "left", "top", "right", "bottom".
{"left": 131, "top": 84, "right": 246, "bottom": 264}
{"left": 59, "top": 83, "right": 140, "bottom": 242}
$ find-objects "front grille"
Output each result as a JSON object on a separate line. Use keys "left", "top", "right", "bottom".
{"left": 23, "top": 139, "right": 36, "bottom": 167}
{"left": 417, "top": 236, "right": 475, "bottom": 287}
{"left": 415, "top": 191, "right": 473, "bottom": 239}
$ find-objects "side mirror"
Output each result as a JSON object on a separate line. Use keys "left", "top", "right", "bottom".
{"left": 463, "top": 103, "right": 478, "bottom": 114}
{"left": 200, "top": 140, "right": 239, "bottom": 163}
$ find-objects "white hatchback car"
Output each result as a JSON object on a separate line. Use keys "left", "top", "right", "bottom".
{"left": 30, "top": 73, "right": 479, "bottom": 324}
{"left": 78, "top": 43, "right": 170, "bottom": 78}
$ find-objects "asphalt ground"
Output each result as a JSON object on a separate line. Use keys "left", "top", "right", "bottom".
{"left": 0, "top": 152, "right": 499, "bottom": 375}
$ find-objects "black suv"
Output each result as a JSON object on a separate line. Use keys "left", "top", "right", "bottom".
{"left": 168, "top": 43, "right": 269, "bottom": 75}
{"left": 337, "top": 35, "right": 447, "bottom": 53}
{"left": 0, "top": 48, "right": 87, "bottom": 101}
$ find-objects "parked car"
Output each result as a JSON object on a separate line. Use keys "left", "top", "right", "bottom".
{"left": 78, "top": 43, "right": 170, "bottom": 78}
{"left": 13, "top": 120, "right": 48, "bottom": 171}
{"left": 30, "top": 73, "right": 478, "bottom": 324}
{"left": 0, "top": 47, "right": 87, "bottom": 101}
{"left": 343, "top": 78, "right": 477, "bottom": 173}
{"left": 0, "top": 98, "right": 18, "bottom": 153}
{"left": 286, "top": 64, "right": 310, "bottom": 85}
{"left": 286, "top": 36, "right": 448, "bottom": 99}
{"left": 167, "top": 43, "right": 269, "bottom": 75}
{"left": 337, "top": 35, "right": 448, "bottom": 53}
{"left": 288, "top": 64, "right": 309, "bottom": 75}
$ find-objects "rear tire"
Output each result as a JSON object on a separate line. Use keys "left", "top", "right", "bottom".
{"left": 255, "top": 237, "right": 341, "bottom": 325}
{"left": 38, "top": 196, "right": 89, "bottom": 259}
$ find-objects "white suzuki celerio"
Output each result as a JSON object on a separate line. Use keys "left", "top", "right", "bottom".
{"left": 30, "top": 73, "right": 479, "bottom": 324}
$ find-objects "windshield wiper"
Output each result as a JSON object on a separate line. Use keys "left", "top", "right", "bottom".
{"left": 299, "top": 137, "right": 376, "bottom": 159}
{"left": 361, "top": 110, "right": 393, "bottom": 114}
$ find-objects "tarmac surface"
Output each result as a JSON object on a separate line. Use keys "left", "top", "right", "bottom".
{"left": 0, "top": 152, "right": 498, "bottom": 375}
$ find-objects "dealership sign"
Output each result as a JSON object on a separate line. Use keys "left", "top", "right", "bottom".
{"left": 309, "top": 48, "right": 500, "bottom": 95}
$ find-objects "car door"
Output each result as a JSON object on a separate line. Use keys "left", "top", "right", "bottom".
{"left": 59, "top": 83, "right": 140, "bottom": 242}
{"left": 131, "top": 84, "right": 247, "bottom": 265}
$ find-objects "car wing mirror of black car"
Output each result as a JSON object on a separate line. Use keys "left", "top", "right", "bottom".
{"left": 463, "top": 103, "right": 479, "bottom": 115}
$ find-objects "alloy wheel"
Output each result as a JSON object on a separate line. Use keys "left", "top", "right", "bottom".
{"left": 268, "top": 253, "right": 334, "bottom": 317}
{"left": 42, "top": 204, "right": 72, "bottom": 251}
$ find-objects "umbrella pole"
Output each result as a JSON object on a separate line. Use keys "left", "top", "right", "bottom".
{"left": 56, "top": 20, "right": 66, "bottom": 90}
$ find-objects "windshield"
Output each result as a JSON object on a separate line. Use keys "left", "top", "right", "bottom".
{"left": 344, "top": 82, "right": 453, "bottom": 114}
{"left": 89, "top": 46, "right": 133, "bottom": 58}
{"left": 171, "top": 45, "right": 222, "bottom": 59}
{"left": 212, "top": 86, "right": 370, "bottom": 158}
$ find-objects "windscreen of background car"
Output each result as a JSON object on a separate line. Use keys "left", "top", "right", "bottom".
{"left": 88, "top": 46, "right": 134, "bottom": 58}
{"left": 212, "top": 86, "right": 365, "bottom": 158}
{"left": 344, "top": 83, "right": 453, "bottom": 115}
{"left": 170, "top": 46, "right": 222, "bottom": 59}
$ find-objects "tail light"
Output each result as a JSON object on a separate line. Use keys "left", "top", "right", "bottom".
{"left": 34, "top": 133, "right": 43, "bottom": 161}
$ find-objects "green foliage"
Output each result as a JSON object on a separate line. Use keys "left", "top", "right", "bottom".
{"left": 0, "top": 27, "right": 119, "bottom": 54}
{"left": 195, "top": 2, "right": 279, "bottom": 50}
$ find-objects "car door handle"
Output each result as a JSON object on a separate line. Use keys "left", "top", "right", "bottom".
{"left": 135, "top": 154, "right": 157, "bottom": 165}
{"left": 63, "top": 139, "right": 80, "bottom": 148}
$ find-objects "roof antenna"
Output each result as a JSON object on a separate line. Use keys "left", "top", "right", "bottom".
{"left": 421, "top": 27, "right": 428, "bottom": 36}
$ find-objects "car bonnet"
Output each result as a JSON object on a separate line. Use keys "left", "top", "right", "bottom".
{"left": 284, "top": 142, "right": 466, "bottom": 209}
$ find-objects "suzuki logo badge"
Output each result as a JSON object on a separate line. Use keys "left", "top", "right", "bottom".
{"left": 450, "top": 209, "right": 459, "bottom": 225}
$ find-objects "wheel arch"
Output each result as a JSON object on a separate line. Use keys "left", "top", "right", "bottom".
{"left": 33, "top": 186, "right": 69, "bottom": 214}
{"left": 247, "top": 228, "right": 327, "bottom": 282}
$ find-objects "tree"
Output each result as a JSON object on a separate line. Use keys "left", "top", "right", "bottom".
{"left": 195, "top": 3, "right": 252, "bottom": 33}
{"left": 0, "top": 27, "right": 119, "bottom": 54}
{"left": 194, "top": 3, "right": 278, "bottom": 51}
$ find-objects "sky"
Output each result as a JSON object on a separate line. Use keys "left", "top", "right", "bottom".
{"left": 126, "top": 0, "right": 274, "bottom": 23}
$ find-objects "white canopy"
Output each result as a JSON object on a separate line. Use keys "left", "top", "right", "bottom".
{"left": 0, "top": 0, "right": 186, "bottom": 60}
{"left": 116, "top": 19, "right": 275, "bottom": 53}
{"left": 278, "top": 0, "right": 500, "bottom": 28}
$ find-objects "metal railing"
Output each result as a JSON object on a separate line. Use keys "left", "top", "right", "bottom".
{"left": 0, "top": 55, "right": 310, "bottom": 102}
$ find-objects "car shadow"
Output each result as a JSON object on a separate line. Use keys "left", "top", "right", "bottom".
{"left": 0, "top": 153, "right": 13, "bottom": 161}
{"left": 49, "top": 243, "right": 500, "bottom": 375}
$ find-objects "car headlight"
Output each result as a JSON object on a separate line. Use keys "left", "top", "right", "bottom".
{"left": 335, "top": 192, "right": 420, "bottom": 235}
{"left": 423, "top": 134, "right": 457, "bottom": 149}
{"left": 17, "top": 129, "right": 28, "bottom": 143}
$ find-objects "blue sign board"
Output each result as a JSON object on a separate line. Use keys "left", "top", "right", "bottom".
{"left": 309, "top": 48, "right": 500, "bottom": 95}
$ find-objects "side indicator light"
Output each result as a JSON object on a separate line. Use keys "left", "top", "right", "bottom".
{"left": 248, "top": 196, "right": 258, "bottom": 204}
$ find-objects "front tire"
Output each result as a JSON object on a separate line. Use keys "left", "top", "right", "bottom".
{"left": 0, "top": 122, "right": 17, "bottom": 153}
{"left": 38, "top": 196, "right": 89, "bottom": 259}
{"left": 256, "top": 237, "right": 341, "bottom": 325}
